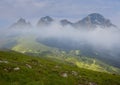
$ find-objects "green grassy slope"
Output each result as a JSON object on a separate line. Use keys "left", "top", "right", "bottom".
{"left": 44, "top": 53, "right": 120, "bottom": 74}
{"left": 10, "top": 36, "right": 120, "bottom": 74}
{"left": 0, "top": 50, "right": 120, "bottom": 85}
{"left": 65, "top": 57, "right": 120, "bottom": 74}
{"left": 12, "top": 36, "right": 59, "bottom": 54}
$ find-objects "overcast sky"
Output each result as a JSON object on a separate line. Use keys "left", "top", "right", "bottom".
{"left": 0, "top": 0, "right": 120, "bottom": 28}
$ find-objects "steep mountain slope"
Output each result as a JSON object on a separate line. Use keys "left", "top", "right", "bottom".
{"left": 0, "top": 50, "right": 120, "bottom": 85}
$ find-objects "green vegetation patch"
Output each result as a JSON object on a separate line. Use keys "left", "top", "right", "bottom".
{"left": 0, "top": 51, "right": 120, "bottom": 85}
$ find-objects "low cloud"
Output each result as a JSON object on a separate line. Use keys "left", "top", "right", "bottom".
{"left": 0, "top": 22, "right": 120, "bottom": 67}
{"left": 5, "top": 22, "right": 120, "bottom": 51}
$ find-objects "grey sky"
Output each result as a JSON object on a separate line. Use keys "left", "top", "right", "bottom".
{"left": 0, "top": 0, "right": 120, "bottom": 28}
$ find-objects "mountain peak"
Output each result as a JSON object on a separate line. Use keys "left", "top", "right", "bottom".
{"left": 41, "top": 16, "right": 54, "bottom": 22}
{"left": 37, "top": 16, "right": 54, "bottom": 27}
{"left": 86, "top": 13, "right": 106, "bottom": 25}
{"left": 60, "top": 19, "right": 73, "bottom": 26}
{"left": 10, "top": 18, "right": 32, "bottom": 28}
{"left": 75, "top": 13, "right": 116, "bottom": 29}
{"left": 17, "top": 18, "right": 27, "bottom": 24}
{"left": 88, "top": 13, "right": 104, "bottom": 17}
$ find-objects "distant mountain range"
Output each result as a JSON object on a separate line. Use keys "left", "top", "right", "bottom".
{"left": 10, "top": 13, "right": 117, "bottom": 29}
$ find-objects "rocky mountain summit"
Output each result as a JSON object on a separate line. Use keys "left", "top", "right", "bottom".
{"left": 74, "top": 13, "right": 116, "bottom": 29}
{"left": 37, "top": 16, "right": 54, "bottom": 27}
{"left": 10, "top": 18, "right": 32, "bottom": 29}
{"left": 10, "top": 13, "right": 117, "bottom": 30}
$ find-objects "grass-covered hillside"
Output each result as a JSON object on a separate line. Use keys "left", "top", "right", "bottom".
{"left": 9, "top": 36, "right": 120, "bottom": 74}
{"left": 12, "top": 36, "right": 59, "bottom": 54}
{"left": 0, "top": 50, "right": 120, "bottom": 85}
